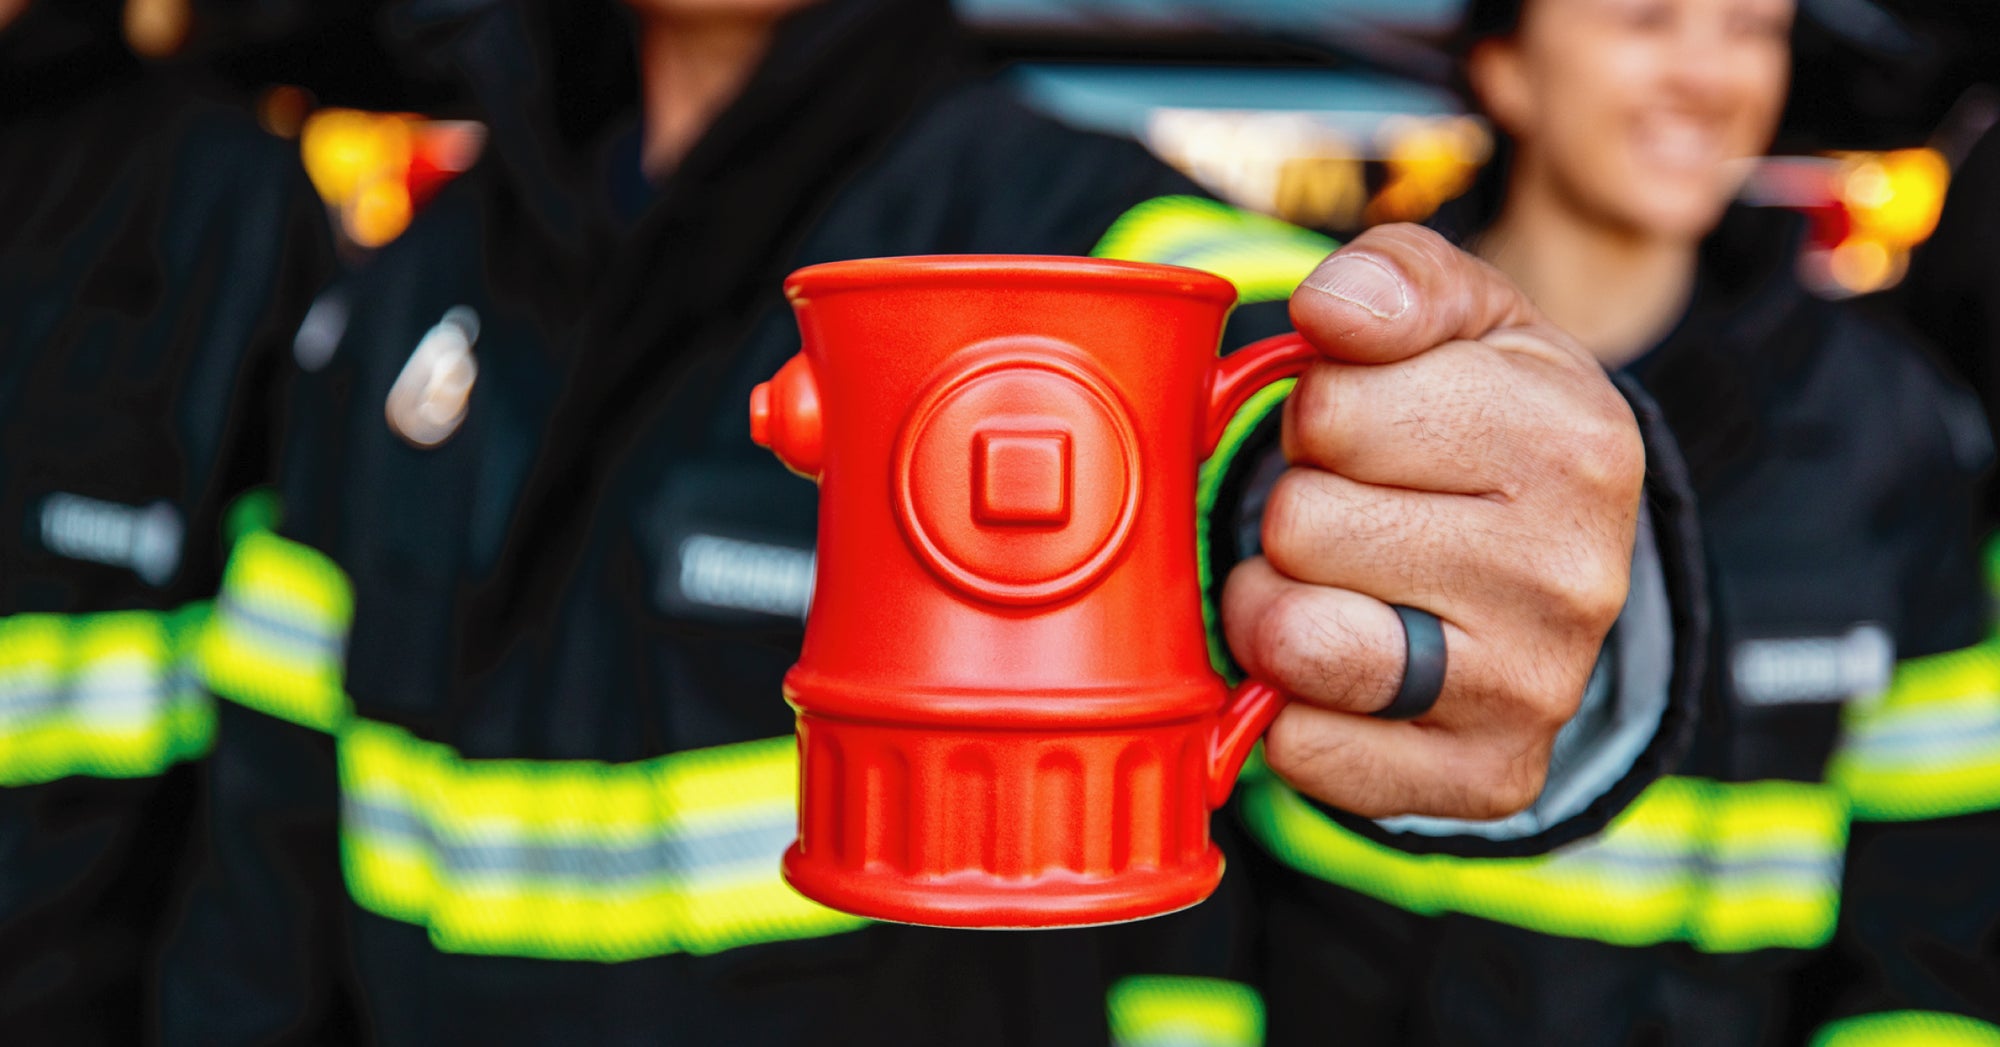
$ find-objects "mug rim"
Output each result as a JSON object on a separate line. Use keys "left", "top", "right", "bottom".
{"left": 783, "top": 254, "right": 1239, "bottom": 306}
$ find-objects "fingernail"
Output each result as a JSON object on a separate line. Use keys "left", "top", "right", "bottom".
{"left": 1302, "top": 255, "right": 1408, "bottom": 320}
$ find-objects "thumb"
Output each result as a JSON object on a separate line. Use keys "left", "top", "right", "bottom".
{"left": 1288, "top": 223, "right": 1548, "bottom": 365}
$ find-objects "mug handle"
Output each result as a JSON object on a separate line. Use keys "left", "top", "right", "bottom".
{"left": 1201, "top": 332, "right": 1319, "bottom": 810}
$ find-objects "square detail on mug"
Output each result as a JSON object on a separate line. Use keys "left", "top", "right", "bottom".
{"left": 974, "top": 429, "right": 1072, "bottom": 526}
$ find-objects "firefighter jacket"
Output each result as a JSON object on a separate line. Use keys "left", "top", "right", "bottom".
{"left": 1222, "top": 200, "right": 2000, "bottom": 1045}
{"left": 161, "top": 0, "right": 1704, "bottom": 1042}
{"left": 0, "top": 3, "right": 332, "bottom": 1040}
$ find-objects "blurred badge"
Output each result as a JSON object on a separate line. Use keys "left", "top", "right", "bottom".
{"left": 387, "top": 306, "right": 480, "bottom": 447}
{"left": 1730, "top": 623, "right": 1893, "bottom": 706}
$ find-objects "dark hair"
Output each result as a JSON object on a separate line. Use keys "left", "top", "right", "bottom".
{"left": 1451, "top": 0, "right": 1528, "bottom": 108}
{"left": 1436, "top": 0, "right": 1529, "bottom": 238}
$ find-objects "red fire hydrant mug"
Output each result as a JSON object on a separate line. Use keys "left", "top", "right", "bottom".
{"left": 750, "top": 255, "right": 1315, "bottom": 928}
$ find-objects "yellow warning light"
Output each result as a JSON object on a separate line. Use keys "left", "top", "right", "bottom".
{"left": 346, "top": 179, "right": 415, "bottom": 250}
{"left": 1838, "top": 147, "right": 1949, "bottom": 251}
{"left": 300, "top": 109, "right": 424, "bottom": 249}
{"left": 1827, "top": 236, "right": 1895, "bottom": 294}
{"left": 1367, "top": 115, "right": 1492, "bottom": 225}
{"left": 302, "top": 109, "right": 415, "bottom": 211}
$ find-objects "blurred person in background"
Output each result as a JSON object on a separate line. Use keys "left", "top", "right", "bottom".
{"left": 1230, "top": 0, "right": 1999, "bottom": 1042}
{"left": 0, "top": 0, "right": 331, "bottom": 1039}
{"left": 156, "top": 0, "right": 1714, "bottom": 1042}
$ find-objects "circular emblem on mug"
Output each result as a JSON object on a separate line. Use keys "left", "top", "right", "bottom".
{"left": 894, "top": 340, "right": 1141, "bottom": 606}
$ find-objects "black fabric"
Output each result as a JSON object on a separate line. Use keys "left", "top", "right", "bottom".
{"left": 1894, "top": 120, "right": 2000, "bottom": 527}
{"left": 0, "top": 1, "right": 134, "bottom": 122}
{"left": 456, "top": 0, "right": 967, "bottom": 683}
{"left": 0, "top": 25, "right": 332, "bottom": 1044}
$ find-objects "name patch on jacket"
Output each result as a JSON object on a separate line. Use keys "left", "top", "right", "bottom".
{"left": 36, "top": 492, "right": 184, "bottom": 587}
{"left": 666, "top": 534, "right": 814, "bottom": 621}
{"left": 1730, "top": 624, "right": 1893, "bottom": 706}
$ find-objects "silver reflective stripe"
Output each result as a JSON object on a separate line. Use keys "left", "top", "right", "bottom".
{"left": 1843, "top": 711, "right": 2000, "bottom": 764}
{"left": 213, "top": 593, "right": 348, "bottom": 661}
{"left": 0, "top": 670, "right": 60, "bottom": 722}
{"left": 675, "top": 534, "right": 815, "bottom": 620}
{"left": 70, "top": 657, "right": 164, "bottom": 728}
{"left": 0, "top": 655, "right": 203, "bottom": 728}
{"left": 344, "top": 794, "right": 798, "bottom": 886}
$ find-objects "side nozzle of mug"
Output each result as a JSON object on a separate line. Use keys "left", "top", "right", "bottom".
{"left": 749, "top": 353, "right": 824, "bottom": 479}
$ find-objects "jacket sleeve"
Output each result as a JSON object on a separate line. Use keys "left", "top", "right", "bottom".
{"left": 157, "top": 278, "right": 359, "bottom": 1045}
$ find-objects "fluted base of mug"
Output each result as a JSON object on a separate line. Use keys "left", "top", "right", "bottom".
{"left": 783, "top": 841, "right": 1222, "bottom": 928}
{"left": 785, "top": 704, "right": 1228, "bottom": 928}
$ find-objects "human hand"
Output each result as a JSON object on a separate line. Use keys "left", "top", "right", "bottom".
{"left": 1221, "top": 223, "right": 1644, "bottom": 820}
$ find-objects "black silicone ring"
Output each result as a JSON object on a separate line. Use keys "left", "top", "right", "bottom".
{"left": 1376, "top": 605, "right": 1447, "bottom": 721}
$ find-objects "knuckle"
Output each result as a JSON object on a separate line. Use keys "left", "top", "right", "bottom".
{"left": 1284, "top": 367, "right": 1344, "bottom": 459}
{"left": 1262, "top": 709, "right": 1353, "bottom": 785}
{"left": 1253, "top": 590, "right": 1337, "bottom": 693}
{"left": 1467, "top": 752, "right": 1547, "bottom": 819}
{"left": 1259, "top": 470, "right": 1324, "bottom": 573}
{"left": 1559, "top": 405, "right": 1645, "bottom": 498}
{"left": 1535, "top": 549, "right": 1629, "bottom": 632}
{"left": 1519, "top": 675, "right": 1585, "bottom": 732}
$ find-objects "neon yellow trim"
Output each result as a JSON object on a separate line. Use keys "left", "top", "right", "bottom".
{"left": 1239, "top": 767, "right": 1843, "bottom": 952}
{"left": 1194, "top": 380, "right": 1294, "bottom": 679}
{"left": 1984, "top": 535, "right": 2000, "bottom": 624}
{"left": 1688, "top": 779, "right": 1847, "bottom": 952}
{"left": 1812, "top": 1011, "right": 2000, "bottom": 1047}
{"left": 222, "top": 486, "right": 282, "bottom": 548}
{"left": 1092, "top": 196, "right": 1336, "bottom": 304}
{"left": 340, "top": 722, "right": 864, "bottom": 963}
{"left": 197, "top": 531, "right": 353, "bottom": 732}
{"left": 1832, "top": 642, "right": 2000, "bottom": 821}
{"left": 0, "top": 605, "right": 216, "bottom": 785}
{"left": 1107, "top": 976, "right": 1265, "bottom": 1047}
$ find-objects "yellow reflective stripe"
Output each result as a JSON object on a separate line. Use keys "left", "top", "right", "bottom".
{"left": 340, "top": 722, "right": 865, "bottom": 963}
{"left": 1689, "top": 780, "right": 1847, "bottom": 953}
{"left": 1107, "top": 976, "right": 1264, "bottom": 1047}
{"left": 1195, "top": 379, "right": 1294, "bottom": 679}
{"left": 0, "top": 605, "right": 216, "bottom": 785}
{"left": 1091, "top": 196, "right": 1336, "bottom": 304}
{"left": 1813, "top": 1012, "right": 2000, "bottom": 1047}
{"left": 198, "top": 530, "right": 353, "bottom": 731}
{"left": 1832, "top": 643, "right": 2000, "bottom": 821}
{"left": 1238, "top": 766, "right": 1844, "bottom": 952}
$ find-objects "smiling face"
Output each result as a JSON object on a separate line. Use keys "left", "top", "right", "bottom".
{"left": 1468, "top": 0, "right": 1794, "bottom": 243}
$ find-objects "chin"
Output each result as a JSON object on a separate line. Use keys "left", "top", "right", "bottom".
{"left": 1604, "top": 179, "right": 1734, "bottom": 244}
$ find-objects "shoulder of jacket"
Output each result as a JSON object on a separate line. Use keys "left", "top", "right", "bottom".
{"left": 884, "top": 79, "right": 1198, "bottom": 207}
{"left": 1811, "top": 297, "right": 1992, "bottom": 477}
